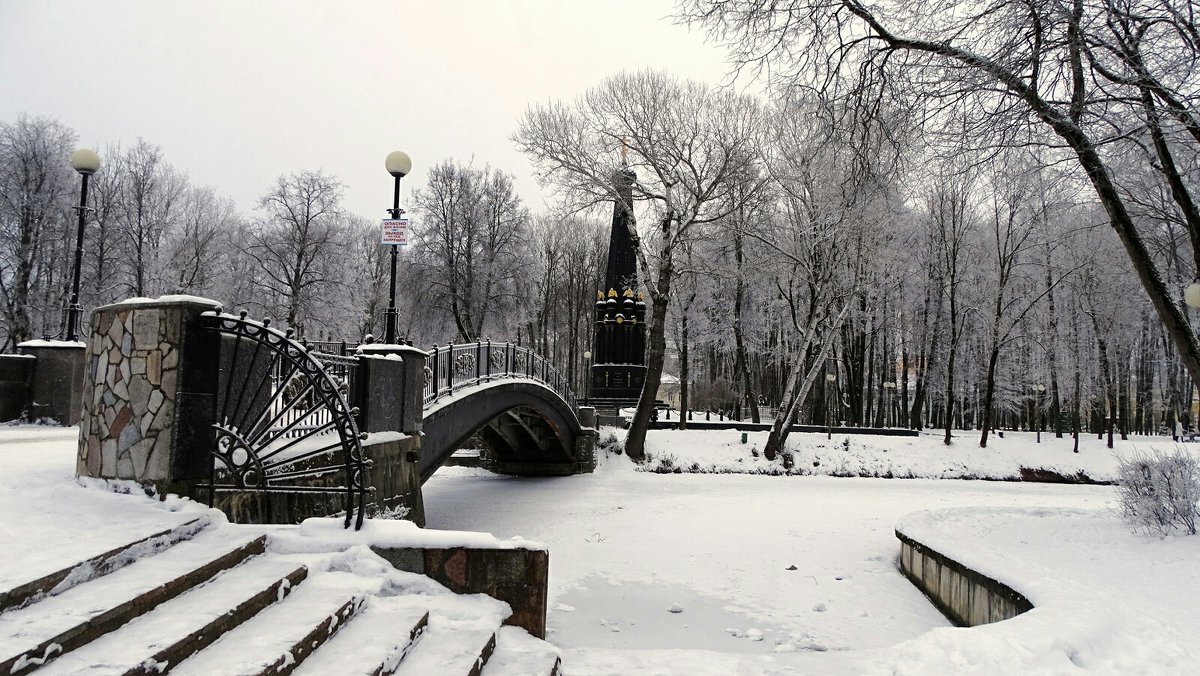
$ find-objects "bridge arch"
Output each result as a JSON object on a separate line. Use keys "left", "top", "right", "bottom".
{"left": 420, "top": 379, "right": 586, "bottom": 481}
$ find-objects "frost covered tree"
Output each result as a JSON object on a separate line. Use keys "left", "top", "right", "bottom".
{"left": 680, "top": 0, "right": 1200, "bottom": 412}
{"left": 247, "top": 170, "right": 347, "bottom": 332}
{"left": 410, "top": 160, "right": 531, "bottom": 342}
{"left": 515, "top": 69, "right": 764, "bottom": 461}
{"left": 112, "top": 140, "right": 187, "bottom": 297}
{"left": 0, "top": 115, "right": 76, "bottom": 348}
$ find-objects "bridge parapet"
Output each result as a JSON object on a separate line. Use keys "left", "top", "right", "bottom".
{"left": 425, "top": 341, "right": 575, "bottom": 411}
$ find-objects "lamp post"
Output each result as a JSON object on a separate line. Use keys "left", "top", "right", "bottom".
{"left": 826, "top": 372, "right": 837, "bottom": 439}
{"left": 383, "top": 150, "right": 412, "bottom": 344}
{"left": 583, "top": 350, "right": 592, "bottom": 405}
{"left": 883, "top": 381, "right": 896, "bottom": 428}
{"left": 67, "top": 149, "right": 100, "bottom": 342}
{"left": 1186, "top": 280, "right": 1200, "bottom": 309}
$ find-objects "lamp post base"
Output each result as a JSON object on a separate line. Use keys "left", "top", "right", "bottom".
{"left": 383, "top": 307, "right": 399, "bottom": 344}
{"left": 65, "top": 303, "right": 84, "bottom": 342}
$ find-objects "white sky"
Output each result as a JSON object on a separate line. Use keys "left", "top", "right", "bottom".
{"left": 1, "top": 0, "right": 733, "bottom": 219}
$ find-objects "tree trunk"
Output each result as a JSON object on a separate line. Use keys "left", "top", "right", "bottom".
{"left": 732, "top": 231, "right": 759, "bottom": 423}
{"left": 679, "top": 311, "right": 690, "bottom": 431}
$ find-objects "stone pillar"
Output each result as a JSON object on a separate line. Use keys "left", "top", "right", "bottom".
{"left": 0, "top": 354, "right": 36, "bottom": 422}
{"left": 352, "top": 344, "right": 428, "bottom": 526}
{"left": 16, "top": 340, "right": 87, "bottom": 425}
{"left": 356, "top": 344, "right": 427, "bottom": 435}
{"left": 77, "top": 297, "right": 222, "bottom": 493}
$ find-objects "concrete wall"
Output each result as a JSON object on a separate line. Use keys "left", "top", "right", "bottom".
{"left": 372, "top": 545, "right": 548, "bottom": 639}
{"left": 897, "top": 530, "right": 1032, "bottom": 627}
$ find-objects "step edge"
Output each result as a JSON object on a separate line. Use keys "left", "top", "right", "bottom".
{"left": 373, "top": 610, "right": 430, "bottom": 676}
{"left": 0, "top": 534, "right": 266, "bottom": 676}
{"left": 0, "top": 516, "right": 210, "bottom": 613}
{"left": 259, "top": 593, "right": 368, "bottom": 676}
{"left": 121, "top": 565, "right": 310, "bottom": 676}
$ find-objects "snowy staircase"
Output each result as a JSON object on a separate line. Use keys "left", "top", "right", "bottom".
{"left": 0, "top": 520, "right": 561, "bottom": 676}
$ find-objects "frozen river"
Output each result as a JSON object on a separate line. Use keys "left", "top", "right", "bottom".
{"left": 422, "top": 451, "right": 1114, "bottom": 664}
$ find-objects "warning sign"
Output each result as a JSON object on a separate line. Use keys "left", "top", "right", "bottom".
{"left": 381, "top": 218, "right": 408, "bottom": 245}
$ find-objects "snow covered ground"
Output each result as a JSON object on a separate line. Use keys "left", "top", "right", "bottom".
{"left": 640, "top": 427, "right": 1179, "bottom": 482}
{"left": 4, "top": 424, "right": 1197, "bottom": 674}
{"left": 424, "top": 430, "right": 1199, "bottom": 674}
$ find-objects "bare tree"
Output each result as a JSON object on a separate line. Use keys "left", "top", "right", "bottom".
{"left": 114, "top": 140, "right": 186, "bottom": 297}
{"left": 410, "top": 160, "right": 530, "bottom": 342}
{"left": 248, "top": 170, "right": 346, "bottom": 332}
{"left": 681, "top": 0, "right": 1200, "bottom": 407}
{"left": 515, "top": 69, "right": 763, "bottom": 460}
{"left": 0, "top": 115, "right": 76, "bottom": 347}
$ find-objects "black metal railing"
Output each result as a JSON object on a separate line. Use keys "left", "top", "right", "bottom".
{"left": 302, "top": 339, "right": 353, "bottom": 356}
{"left": 423, "top": 341, "right": 575, "bottom": 410}
{"left": 198, "top": 311, "right": 372, "bottom": 529}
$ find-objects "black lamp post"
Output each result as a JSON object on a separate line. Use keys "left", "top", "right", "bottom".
{"left": 583, "top": 350, "right": 592, "bottom": 405}
{"left": 383, "top": 150, "right": 412, "bottom": 344}
{"left": 67, "top": 148, "right": 100, "bottom": 342}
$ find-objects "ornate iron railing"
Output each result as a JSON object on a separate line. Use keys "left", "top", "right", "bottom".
{"left": 198, "top": 311, "right": 372, "bottom": 529}
{"left": 423, "top": 341, "right": 575, "bottom": 410}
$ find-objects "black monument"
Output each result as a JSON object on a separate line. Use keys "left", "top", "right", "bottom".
{"left": 590, "top": 163, "right": 647, "bottom": 407}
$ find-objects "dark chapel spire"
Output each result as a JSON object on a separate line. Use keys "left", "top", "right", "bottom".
{"left": 589, "top": 148, "right": 648, "bottom": 405}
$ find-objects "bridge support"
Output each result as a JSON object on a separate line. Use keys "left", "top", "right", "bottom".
{"left": 355, "top": 344, "right": 429, "bottom": 525}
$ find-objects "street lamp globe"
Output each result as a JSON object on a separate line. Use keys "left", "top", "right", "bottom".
{"left": 70, "top": 148, "right": 100, "bottom": 175}
{"left": 826, "top": 373, "right": 836, "bottom": 382}
{"left": 1186, "top": 281, "right": 1200, "bottom": 309}
{"left": 385, "top": 150, "right": 412, "bottom": 178}
{"left": 1036, "top": 384, "right": 1046, "bottom": 392}
{"left": 583, "top": 351, "right": 591, "bottom": 360}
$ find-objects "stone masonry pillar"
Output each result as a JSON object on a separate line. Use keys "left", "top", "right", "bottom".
{"left": 354, "top": 343, "right": 428, "bottom": 525}
{"left": 77, "top": 296, "right": 222, "bottom": 494}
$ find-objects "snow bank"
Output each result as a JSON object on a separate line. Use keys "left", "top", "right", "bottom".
{"left": 265, "top": 517, "right": 545, "bottom": 554}
{"left": 15, "top": 339, "right": 85, "bottom": 348}
{"left": 885, "top": 506, "right": 1200, "bottom": 673}
{"left": 640, "top": 428, "right": 1183, "bottom": 482}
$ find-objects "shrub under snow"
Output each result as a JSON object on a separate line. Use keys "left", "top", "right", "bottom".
{"left": 1116, "top": 449, "right": 1200, "bottom": 536}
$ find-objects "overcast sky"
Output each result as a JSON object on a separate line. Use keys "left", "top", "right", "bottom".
{"left": 1, "top": 0, "right": 733, "bottom": 219}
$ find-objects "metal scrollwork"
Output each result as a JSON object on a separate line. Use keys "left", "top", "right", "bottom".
{"left": 454, "top": 352, "right": 476, "bottom": 376}
{"left": 198, "top": 311, "right": 372, "bottom": 530}
{"left": 490, "top": 348, "right": 504, "bottom": 369}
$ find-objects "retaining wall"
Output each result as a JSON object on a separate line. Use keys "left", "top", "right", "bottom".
{"left": 372, "top": 545, "right": 548, "bottom": 639}
{"left": 897, "top": 530, "right": 1032, "bottom": 627}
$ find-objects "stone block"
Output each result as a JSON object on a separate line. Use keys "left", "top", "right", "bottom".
{"left": 133, "top": 310, "right": 159, "bottom": 350}
{"left": 371, "top": 545, "right": 549, "bottom": 639}
{"left": 0, "top": 354, "right": 35, "bottom": 421}
{"left": 17, "top": 342, "right": 87, "bottom": 425}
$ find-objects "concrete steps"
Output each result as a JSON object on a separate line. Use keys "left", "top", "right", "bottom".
{"left": 0, "top": 516, "right": 211, "bottom": 613}
{"left": 37, "top": 557, "right": 308, "bottom": 675}
{"left": 171, "top": 571, "right": 369, "bottom": 676}
{"left": 483, "top": 626, "right": 563, "bottom": 676}
{"left": 0, "top": 528, "right": 264, "bottom": 675}
{"left": 0, "top": 522, "right": 563, "bottom": 675}
{"left": 391, "top": 618, "right": 497, "bottom": 676}
{"left": 292, "top": 596, "right": 430, "bottom": 675}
